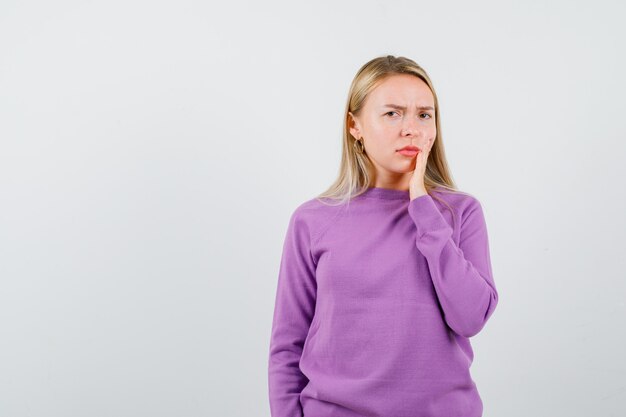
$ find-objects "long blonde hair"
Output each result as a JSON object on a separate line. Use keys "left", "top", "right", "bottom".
{"left": 316, "top": 55, "right": 466, "bottom": 215}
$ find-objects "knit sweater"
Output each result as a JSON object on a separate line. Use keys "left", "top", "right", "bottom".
{"left": 268, "top": 186, "right": 498, "bottom": 417}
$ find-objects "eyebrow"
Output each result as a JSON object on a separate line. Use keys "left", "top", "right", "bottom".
{"left": 382, "top": 104, "right": 435, "bottom": 111}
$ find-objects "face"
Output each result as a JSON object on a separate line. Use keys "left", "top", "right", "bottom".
{"left": 348, "top": 74, "right": 436, "bottom": 185}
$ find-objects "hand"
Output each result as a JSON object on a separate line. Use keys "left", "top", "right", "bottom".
{"left": 409, "top": 138, "right": 434, "bottom": 201}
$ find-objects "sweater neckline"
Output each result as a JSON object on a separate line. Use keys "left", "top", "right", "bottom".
{"left": 360, "top": 186, "right": 411, "bottom": 200}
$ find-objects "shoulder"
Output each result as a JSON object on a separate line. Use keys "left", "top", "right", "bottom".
{"left": 430, "top": 186, "right": 485, "bottom": 225}
{"left": 285, "top": 196, "right": 346, "bottom": 243}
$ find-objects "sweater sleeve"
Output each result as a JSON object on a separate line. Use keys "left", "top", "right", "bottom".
{"left": 268, "top": 209, "right": 317, "bottom": 417}
{"left": 408, "top": 194, "right": 498, "bottom": 338}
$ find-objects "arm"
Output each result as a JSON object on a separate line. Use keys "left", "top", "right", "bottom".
{"left": 268, "top": 209, "right": 317, "bottom": 417}
{"left": 408, "top": 194, "right": 498, "bottom": 338}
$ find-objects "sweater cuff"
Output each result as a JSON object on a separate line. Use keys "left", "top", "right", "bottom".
{"left": 408, "top": 194, "right": 450, "bottom": 237}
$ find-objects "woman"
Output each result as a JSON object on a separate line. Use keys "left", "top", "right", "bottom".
{"left": 268, "top": 55, "right": 499, "bottom": 417}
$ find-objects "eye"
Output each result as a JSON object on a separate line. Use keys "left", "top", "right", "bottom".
{"left": 420, "top": 113, "right": 432, "bottom": 119}
{"left": 384, "top": 111, "right": 399, "bottom": 117}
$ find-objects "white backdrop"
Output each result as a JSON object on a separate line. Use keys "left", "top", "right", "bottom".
{"left": 1, "top": 1, "right": 625, "bottom": 416}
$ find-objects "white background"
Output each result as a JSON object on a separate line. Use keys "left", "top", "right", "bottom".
{"left": 1, "top": 0, "right": 625, "bottom": 416}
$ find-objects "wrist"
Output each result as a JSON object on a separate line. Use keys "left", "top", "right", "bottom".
{"left": 410, "top": 188, "right": 428, "bottom": 201}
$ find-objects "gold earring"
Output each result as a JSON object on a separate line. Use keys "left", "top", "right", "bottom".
{"left": 354, "top": 138, "right": 365, "bottom": 154}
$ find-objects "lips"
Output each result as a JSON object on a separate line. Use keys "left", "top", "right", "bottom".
{"left": 397, "top": 145, "right": 421, "bottom": 152}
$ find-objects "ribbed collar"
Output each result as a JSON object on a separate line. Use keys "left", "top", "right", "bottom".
{"left": 356, "top": 186, "right": 447, "bottom": 200}
{"left": 358, "top": 186, "right": 411, "bottom": 200}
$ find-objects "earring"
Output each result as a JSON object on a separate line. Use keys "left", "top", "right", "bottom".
{"left": 353, "top": 138, "right": 365, "bottom": 154}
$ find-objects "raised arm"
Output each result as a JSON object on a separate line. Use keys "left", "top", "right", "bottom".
{"left": 268, "top": 209, "right": 317, "bottom": 417}
{"left": 408, "top": 194, "right": 498, "bottom": 338}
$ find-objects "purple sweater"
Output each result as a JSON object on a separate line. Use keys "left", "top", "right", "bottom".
{"left": 268, "top": 186, "right": 498, "bottom": 417}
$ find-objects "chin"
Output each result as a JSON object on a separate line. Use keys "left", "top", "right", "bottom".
{"left": 386, "top": 164, "right": 415, "bottom": 174}
{"left": 393, "top": 161, "right": 417, "bottom": 172}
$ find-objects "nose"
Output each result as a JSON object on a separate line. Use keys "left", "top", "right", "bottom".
{"left": 401, "top": 115, "right": 421, "bottom": 137}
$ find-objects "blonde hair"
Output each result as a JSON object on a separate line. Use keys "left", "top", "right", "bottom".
{"left": 316, "top": 55, "right": 467, "bottom": 217}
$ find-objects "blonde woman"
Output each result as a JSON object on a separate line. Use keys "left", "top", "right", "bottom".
{"left": 268, "top": 55, "right": 499, "bottom": 417}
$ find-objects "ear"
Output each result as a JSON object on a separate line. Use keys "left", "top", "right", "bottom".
{"left": 347, "top": 111, "right": 361, "bottom": 139}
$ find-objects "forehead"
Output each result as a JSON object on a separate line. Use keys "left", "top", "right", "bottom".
{"left": 367, "top": 74, "right": 434, "bottom": 106}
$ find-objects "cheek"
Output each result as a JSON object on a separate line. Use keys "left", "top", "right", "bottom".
{"left": 368, "top": 122, "right": 389, "bottom": 136}
{"left": 365, "top": 127, "right": 392, "bottom": 148}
